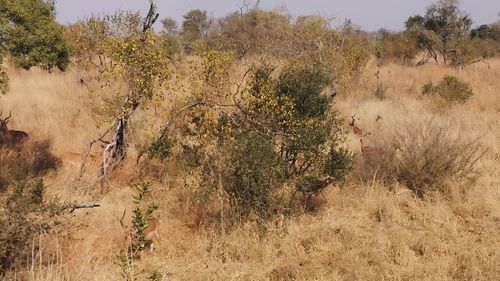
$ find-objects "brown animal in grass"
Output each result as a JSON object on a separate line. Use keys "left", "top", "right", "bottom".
{"left": 0, "top": 110, "right": 28, "bottom": 148}
{"left": 349, "top": 114, "right": 363, "bottom": 136}
{"left": 120, "top": 210, "right": 160, "bottom": 252}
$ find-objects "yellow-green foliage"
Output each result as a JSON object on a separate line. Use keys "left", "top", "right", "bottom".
{"left": 171, "top": 58, "right": 352, "bottom": 219}
{"left": 65, "top": 11, "right": 142, "bottom": 69}
{"left": 202, "top": 50, "right": 235, "bottom": 91}
{"left": 337, "top": 33, "right": 371, "bottom": 90}
{"left": 205, "top": 9, "right": 291, "bottom": 56}
{"left": 289, "top": 18, "right": 370, "bottom": 92}
{"left": 375, "top": 30, "right": 419, "bottom": 65}
{"left": 200, "top": 12, "right": 370, "bottom": 93}
{"left": 88, "top": 31, "right": 171, "bottom": 124}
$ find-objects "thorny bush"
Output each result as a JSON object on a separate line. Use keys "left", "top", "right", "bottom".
{"left": 357, "top": 120, "right": 486, "bottom": 198}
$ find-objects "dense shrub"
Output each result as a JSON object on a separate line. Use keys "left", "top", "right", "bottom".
{"left": 0, "top": 178, "right": 61, "bottom": 276}
{"left": 65, "top": 11, "right": 142, "bottom": 68}
{"left": 375, "top": 30, "right": 419, "bottom": 65}
{"left": 471, "top": 23, "right": 500, "bottom": 41}
{"left": 160, "top": 33, "right": 182, "bottom": 59}
{"left": 421, "top": 81, "right": 434, "bottom": 96}
{"left": 226, "top": 133, "right": 288, "bottom": 217}
{"left": 358, "top": 121, "right": 486, "bottom": 197}
{"left": 201, "top": 12, "right": 370, "bottom": 93}
{"left": 0, "top": 139, "right": 61, "bottom": 275}
{"left": 204, "top": 9, "right": 290, "bottom": 57}
{"left": 0, "top": 0, "right": 70, "bottom": 71}
{"left": 422, "top": 76, "right": 473, "bottom": 103}
{"left": 173, "top": 62, "right": 353, "bottom": 221}
{"left": 450, "top": 37, "right": 500, "bottom": 66}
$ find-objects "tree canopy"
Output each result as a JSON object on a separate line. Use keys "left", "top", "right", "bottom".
{"left": 0, "top": 0, "right": 69, "bottom": 94}
{"left": 405, "top": 0, "right": 472, "bottom": 64}
{"left": 0, "top": 0, "right": 70, "bottom": 71}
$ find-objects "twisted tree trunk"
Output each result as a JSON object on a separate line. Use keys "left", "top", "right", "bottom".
{"left": 84, "top": 1, "right": 159, "bottom": 180}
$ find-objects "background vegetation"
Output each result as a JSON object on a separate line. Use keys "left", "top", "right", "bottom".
{"left": 1, "top": 0, "right": 499, "bottom": 280}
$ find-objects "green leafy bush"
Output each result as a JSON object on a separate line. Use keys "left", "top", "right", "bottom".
{"left": 0, "top": 0, "right": 69, "bottom": 96}
{"left": 129, "top": 182, "right": 158, "bottom": 251}
{"left": 118, "top": 182, "right": 159, "bottom": 280}
{"left": 177, "top": 63, "right": 353, "bottom": 221}
{"left": 422, "top": 76, "right": 473, "bottom": 103}
{"left": 225, "top": 133, "right": 288, "bottom": 218}
{"left": 421, "top": 81, "right": 434, "bottom": 96}
{"left": 0, "top": 0, "right": 70, "bottom": 71}
{"left": 146, "top": 135, "right": 175, "bottom": 160}
{"left": 0, "top": 179, "right": 58, "bottom": 275}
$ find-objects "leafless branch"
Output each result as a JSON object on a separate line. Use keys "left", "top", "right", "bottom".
{"left": 469, "top": 59, "right": 491, "bottom": 68}
{"left": 69, "top": 204, "right": 101, "bottom": 213}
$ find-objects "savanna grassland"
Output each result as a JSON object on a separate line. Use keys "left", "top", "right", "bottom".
{"left": 1, "top": 1, "right": 500, "bottom": 280}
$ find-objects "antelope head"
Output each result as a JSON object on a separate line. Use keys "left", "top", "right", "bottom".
{"left": 0, "top": 110, "right": 11, "bottom": 132}
{"left": 349, "top": 114, "right": 356, "bottom": 127}
{"left": 349, "top": 114, "right": 363, "bottom": 136}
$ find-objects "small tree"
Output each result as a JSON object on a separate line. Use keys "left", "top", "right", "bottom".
{"left": 374, "top": 29, "right": 419, "bottom": 65}
{"left": 406, "top": 0, "right": 472, "bottom": 64}
{"left": 65, "top": 11, "right": 142, "bottom": 70}
{"left": 161, "top": 17, "right": 178, "bottom": 34}
{"left": 118, "top": 182, "right": 158, "bottom": 280}
{"left": 83, "top": 2, "right": 171, "bottom": 178}
{"left": 0, "top": 0, "right": 69, "bottom": 93}
{"left": 181, "top": 9, "right": 211, "bottom": 52}
{"left": 204, "top": 8, "right": 291, "bottom": 56}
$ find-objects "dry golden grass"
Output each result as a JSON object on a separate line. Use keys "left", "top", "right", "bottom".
{"left": 1, "top": 59, "right": 500, "bottom": 280}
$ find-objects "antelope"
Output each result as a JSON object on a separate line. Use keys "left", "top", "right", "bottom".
{"left": 61, "top": 151, "right": 100, "bottom": 177}
{"left": 349, "top": 114, "right": 363, "bottom": 136}
{"left": 61, "top": 152, "right": 99, "bottom": 165}
{"left": 360, "top": 132, "right": 385, "bottom": 159}
{"left": 120, "top": 210, "right": 160, "bottom": 252}
{"left": 0, "top": 110, "right": 28, "bottom": 148}
{"left": 360, "top": 133, "right": 371, "bottom": 156}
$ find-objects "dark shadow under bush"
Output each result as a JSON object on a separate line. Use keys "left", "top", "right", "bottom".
{"left": 0, "top": 139, "right": 61, "bottom": 276}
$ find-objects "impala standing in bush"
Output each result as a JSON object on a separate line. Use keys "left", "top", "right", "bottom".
{"left": 0, "top": 111, "right": 28, "bottom": 148}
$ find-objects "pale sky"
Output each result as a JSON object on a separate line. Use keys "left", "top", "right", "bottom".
{"left": 55, "top": 0, "right": 499, "bottom": 31}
